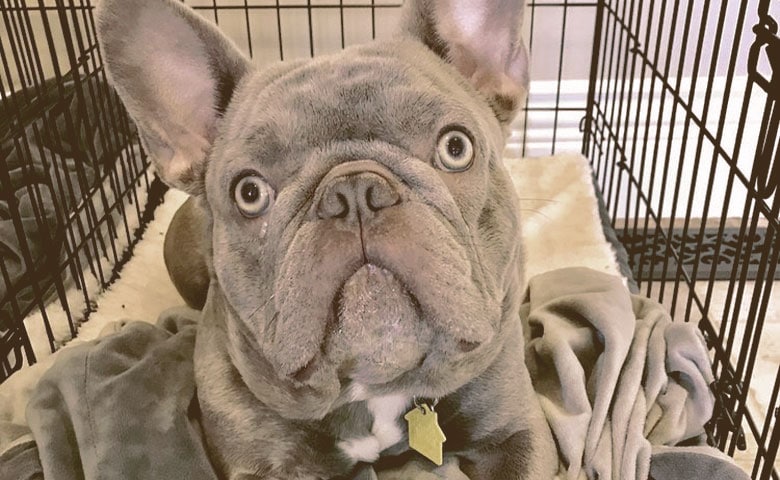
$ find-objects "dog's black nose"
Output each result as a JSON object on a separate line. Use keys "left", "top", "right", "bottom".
{"left": 317, "top": 171, "right": 401, "bottom": 222}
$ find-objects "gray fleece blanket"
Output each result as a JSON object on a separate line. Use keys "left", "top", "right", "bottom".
{"left": 521, "top": 267, "right": 746, "bottom": 480}
{"left": 0, "top": 268, "right": 748, "bottom": 479}
{"left": 0, "top": 307, "right": 216, "bottom": 480}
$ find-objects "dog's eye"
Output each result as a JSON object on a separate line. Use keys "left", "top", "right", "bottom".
{"left": 233, "top": 174, "right": 274, "bottom": 218}
{"left": 436, "top": 129, "right": 474, "bottom": 172}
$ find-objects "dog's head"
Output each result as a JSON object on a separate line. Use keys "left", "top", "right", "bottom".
{"left": 97, "top": 0, "right": 529, "bottom": 419}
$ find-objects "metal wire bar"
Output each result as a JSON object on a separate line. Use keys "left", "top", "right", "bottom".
{"left": 584, "top": 0, "right": 780, "bottom": 475}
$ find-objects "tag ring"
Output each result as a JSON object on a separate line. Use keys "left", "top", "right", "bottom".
{"left": 413, "top": 397, "right": 439, "bottom": 414}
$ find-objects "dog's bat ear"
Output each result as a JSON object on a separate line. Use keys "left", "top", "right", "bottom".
{"left": 401, "top": 0, "right": 529, "bottom": 124}
{"left": 96, "top": 0, "right": 251, "bottom": 194}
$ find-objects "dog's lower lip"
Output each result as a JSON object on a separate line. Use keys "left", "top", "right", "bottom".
{"left": 333, "top": 262, "right": 419, "bottom": 316}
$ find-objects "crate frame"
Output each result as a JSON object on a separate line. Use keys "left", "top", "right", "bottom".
{"left": 1, "top": 0, "right": 779, "bottom": 478}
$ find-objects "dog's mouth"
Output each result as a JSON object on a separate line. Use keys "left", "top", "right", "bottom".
{"left": 323, "top": 263, "right": 434, "bottom": 385}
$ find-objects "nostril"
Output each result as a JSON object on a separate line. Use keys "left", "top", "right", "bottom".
{"left": 334, "top": 193, "right": 349, "bottom": 218}
{"left": 365, "top": 186, "right": 378, "bottom": 211}
{"left": 365, "top": 180, "right": 400, "bottom": 212}
{"left": 317, "top": 188, "right": 351, "bottom": 220}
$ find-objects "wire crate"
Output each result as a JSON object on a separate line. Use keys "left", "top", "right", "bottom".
{"left": 0, "top": 0, "right": 158, "bottom": 378}
{"left": 1, "top": 0, "right": 778, "bottom": 478}
{"left": 584, "top": 1, "right": 780, "bottom": 477}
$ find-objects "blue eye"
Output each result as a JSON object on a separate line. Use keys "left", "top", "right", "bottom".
{"left": 234, "top": 174, "right": 274, "bottom": 217}
{"left": 436, "top": 129, "right": 474, "bottom": 172}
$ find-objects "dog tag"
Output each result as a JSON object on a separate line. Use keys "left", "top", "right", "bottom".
{"left": 404, "top": 402, "right": 446, "bottom": 466}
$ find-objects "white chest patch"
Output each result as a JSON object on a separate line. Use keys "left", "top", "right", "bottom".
{"left": 338, "top": 394, "right": 411, "bottom": 463}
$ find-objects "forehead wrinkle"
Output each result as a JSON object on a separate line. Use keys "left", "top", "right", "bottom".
{"left": 248, "top": 65, "right": 450, "bottom": 141}
{"left": 253, "top": 53, "right": 446, "bottom": 110}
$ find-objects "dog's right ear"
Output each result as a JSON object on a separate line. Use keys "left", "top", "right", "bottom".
{"left": 97, "top": 0, "right": 251, "bottom": 194}
{"left": 401, "top": 0, "right": 529, "bottom": 124}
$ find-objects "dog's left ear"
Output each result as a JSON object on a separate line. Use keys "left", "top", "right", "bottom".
{"left": 401, "top": 0, "right": 529, "bottom": 123}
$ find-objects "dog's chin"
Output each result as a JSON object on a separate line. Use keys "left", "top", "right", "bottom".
{"left": 324, "top": 263, "right": 434, "bottom": 385}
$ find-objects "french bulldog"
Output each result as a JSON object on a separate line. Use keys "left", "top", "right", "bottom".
{"left": 96, "top": 0, "right": 557, "bottom": 478}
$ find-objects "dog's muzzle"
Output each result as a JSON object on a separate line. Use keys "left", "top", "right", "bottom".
{"left": 310, "top": 161, "right": 431, "bottom": 384}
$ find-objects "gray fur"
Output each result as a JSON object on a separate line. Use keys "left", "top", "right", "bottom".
{"left": 96, "top": 0, "right": 556, "bottom": 478}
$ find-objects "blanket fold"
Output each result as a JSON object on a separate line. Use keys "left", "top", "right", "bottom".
{"left": 18, "top": 307, "right": 216, "bottom": 480}
{"left": 521, "top": 267, "right": 744, "bottom": 480}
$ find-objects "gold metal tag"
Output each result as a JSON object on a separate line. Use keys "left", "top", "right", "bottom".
{"left": 404, "top": 402, "right": 446, "bottom": 466}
